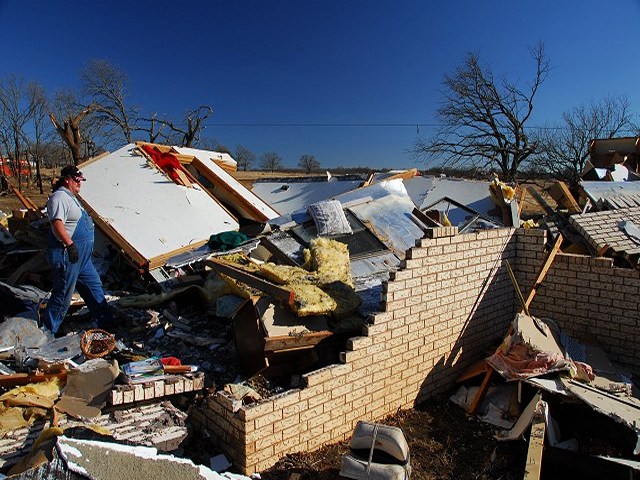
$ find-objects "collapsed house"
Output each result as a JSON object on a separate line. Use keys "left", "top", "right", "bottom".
{"left": 0, "top": 142, "right": 639, "bottom": 477}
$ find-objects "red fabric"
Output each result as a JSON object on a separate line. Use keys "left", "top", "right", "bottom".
{"left": 141, "top": 145, "right": 182, "bottom": 183}
{"left": 160, "top": 356, "right": 182, "bottom": 366}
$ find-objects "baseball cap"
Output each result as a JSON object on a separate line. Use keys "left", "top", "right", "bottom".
{"left": 60, "top": 165, "right": 86, "bottom": 181}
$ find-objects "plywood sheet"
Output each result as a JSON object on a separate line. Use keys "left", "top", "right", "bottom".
{"left": 78, "top": 144, "right": 239, "bottom": 263}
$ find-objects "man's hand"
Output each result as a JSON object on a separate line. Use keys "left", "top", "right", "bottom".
{"left": 67, "top": 243, "right": 79, "bottom": 263}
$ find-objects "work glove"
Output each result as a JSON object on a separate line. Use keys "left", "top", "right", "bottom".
{"left": 67, "top": 243, "right": 79, "bottom": 264}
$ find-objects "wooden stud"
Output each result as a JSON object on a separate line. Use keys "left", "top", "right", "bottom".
{"left": 524, "top": 401, "right": 546, "bottom": 480}
{"left": 547, "top": 182, "right": 581, "bottom": 214}
{"left": 207, "top": 258, "right": 295, "bottom": 307}
{"left": 190, "top": 157, "right": 274, "bottom": 222}
{"left": 468, "top": 368, "right": 493, "bottom": 415}
{"left": 526, "top": 186, "right": 555, "bottom": 216}
{"left": 524, "top": 234, "right": 563, "bottom": 310}
{"left": 506, "top": 260, "right": 530, "bottom": 316}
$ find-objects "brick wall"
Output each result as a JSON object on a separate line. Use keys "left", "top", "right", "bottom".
{"left": 189, "top": 227, "right": 639, "bottom": 473}
{"left": 191, "top": 227, "right": 519, "bottom": 474}
{"left": 517, "top": 229, "right": 640, "bottom": 369}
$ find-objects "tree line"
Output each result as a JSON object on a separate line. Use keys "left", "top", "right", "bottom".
{"left": 0, "top": 59, "right": 323, "bottom": 193}
{"left": 2, "top": 44, "right": 638, "bottom": 194}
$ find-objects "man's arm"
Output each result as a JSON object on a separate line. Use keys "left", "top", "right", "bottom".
{"left": 50, "top": 219, "right": 73, "bottom": 247}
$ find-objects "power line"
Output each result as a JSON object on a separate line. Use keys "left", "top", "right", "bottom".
{"left": 201, "top": 122, "right": 635, "bottom": 133}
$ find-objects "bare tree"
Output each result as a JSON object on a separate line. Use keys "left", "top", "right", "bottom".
{"left": 50, "top": 102, "right": 98, "bottom": 166}
{"left": 298, "top": 153, "right": 320, "bottom": 173}
{"left": 138, "top": 113, "right": 168, "bottom": 143}
{"left": 260, "top": 152, "right": 283, "bottom": 172}
{"left": 161, "top": 105, "right": 213, "bottom": 147}
{"left": 25, "top": 82, "right": 50, "bottom": 193}
{"left": 535, "top": 94, "right": 636, "bottom": 186}
{"left": 414, "top": 43, "right": 550, "bottom": 182}
{"left": 82, "top": 59, "right": 137, "bottom": 144}
{"left": 0, "top": 75, "right": 38, "bottom": 190}
{"left": 235, "top": 145, "right": 255, "bottom": 171}
{"left": 51, "top": 89, "right": 109, "bottom": 164}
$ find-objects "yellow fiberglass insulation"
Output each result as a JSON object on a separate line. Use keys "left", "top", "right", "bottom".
{"left": 320, "top": 281, "right": 362, "bottom": 319}
{"left": 490, "top": 178, "right": 516, "bottom": 204}
{"left": 304, "top": 237, "right": 353, "bottom": 287}
{"left": 258, "top": 262, "right": 318, "bottom": 285}
{"left": 0, "top": 378, "right": 63, "bottom": 434}
{"left": 289, "top": 283, "right": 337, "bottom": 317}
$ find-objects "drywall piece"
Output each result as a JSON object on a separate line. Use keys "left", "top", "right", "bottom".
{"left": 56, "top": 358, "right": 119, "bottom": 418}
{"left": 0, "top": 400, "right": 189, "bottom": 468}
{"left": 78, "top": 144, "right": 239, "bottom": 269}
{"left": 57, "top": 436, "right": 251, "bottom": 480}
{"left": 524, "top": 400, "right": 546, "bottom": 480}
{"left": 525, "top": 377, "right": 571, "bottom": 397}
{"left": 256, "top": 297, "right": 330, "bottom": 339}
{"left": 561, "top": 378, "right": 640, "bottom": 454}
{"left": 175, "top": 146, "right": 279, "bottom": 221}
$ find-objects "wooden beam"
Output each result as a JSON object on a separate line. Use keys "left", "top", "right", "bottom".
{"left": 524, "top": 234, "right": 563, "bottom": 310}
{"left": 506, "top": 260, "right": 530, "bottom": 316}
{"left": 491, "top": 181, "right": 513, "bottom": 226}
{"left": 526, "top": 186, "right": 555, "bottom": 216}
{"left": 191, "top": 157, "right": 273, "bottom": 222}
{"left": 456, "top": 359, "right": 488, "bottom": 383}
{"left": 468, "top": 368, "right": 493, "bottom": 415}
{"left": 0, "top": 371, "right": 67, "bottom": 388}
{"left": 412, "top": 207, "right": 443, "bottom": 229}
{"left": 207, "top": 258, "right": 295, "bottom": 307}
{"left": 147, "top": 239, "right": 210, "bottom": 271}
{"left": 524, "top": 401, "right": 546, "bottom": 480}
{"left": 516, "top": 185, "right": 527, "bottom": 216}
{"left": 10, "top": 186, "right": 41, "bottom": 213}
{"left": 547, "top": 182, "right": 581, "bottom": 214}
{"left": 264, "top": 331, "right": 332, "bottom": 352}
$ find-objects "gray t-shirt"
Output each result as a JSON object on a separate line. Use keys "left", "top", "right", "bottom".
{"left": 47, "top": 187, "right": 83, "bottom": 238}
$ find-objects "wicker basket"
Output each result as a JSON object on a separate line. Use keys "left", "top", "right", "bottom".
{"left": 80, "top": 329, "right": 116, "bottom": 359}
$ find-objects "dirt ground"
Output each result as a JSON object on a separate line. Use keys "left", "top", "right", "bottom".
{"left": 1, "top": 174, "right": 535, "bottom": 479}
{"left": 258, "top": 399, "right": 528, "bottom": 479}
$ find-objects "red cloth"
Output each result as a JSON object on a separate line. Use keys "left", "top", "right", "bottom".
{"left": 141, "top": 145, "right": 182, "bottom": 183}
{"left": 160, "top": 356, "right": 182, "bottom": 366}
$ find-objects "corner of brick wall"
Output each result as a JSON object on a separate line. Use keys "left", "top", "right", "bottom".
{"left": 515, "top": 229, "right": 640, "bottom": 369}
{"left": 191, "top": 226, "right": 521, "bottom": 474}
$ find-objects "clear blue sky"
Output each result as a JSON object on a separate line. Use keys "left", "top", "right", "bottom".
{"left": 1, "top": 0, "right": 639, "bottom": 169}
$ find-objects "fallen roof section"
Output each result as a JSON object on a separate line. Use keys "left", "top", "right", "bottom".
{"left": 580, "top": 180, "right": 640, "bottom": 210}
{"left": 404, "top": 175, "right": 515, "bottom": 227}
{"left": 78, "top": 144, "right": 239, "bottom": 271}
{"left": 250, "top": 174, "right": 365, "bottom": 215}
{"left": 568, "top": 206, "right": 640, "bottom": 265}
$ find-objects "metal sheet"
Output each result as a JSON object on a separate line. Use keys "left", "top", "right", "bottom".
{"left": 348, "top": 194, "right": 425, "bottom": 256}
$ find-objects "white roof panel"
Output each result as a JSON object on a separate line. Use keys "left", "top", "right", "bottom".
{"left": 79, "top": 144, "right": 239, "bottom": 263}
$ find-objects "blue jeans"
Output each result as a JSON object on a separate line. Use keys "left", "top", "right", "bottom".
{"left": 42, "top": 211, "right": 112, "bottom": 334}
